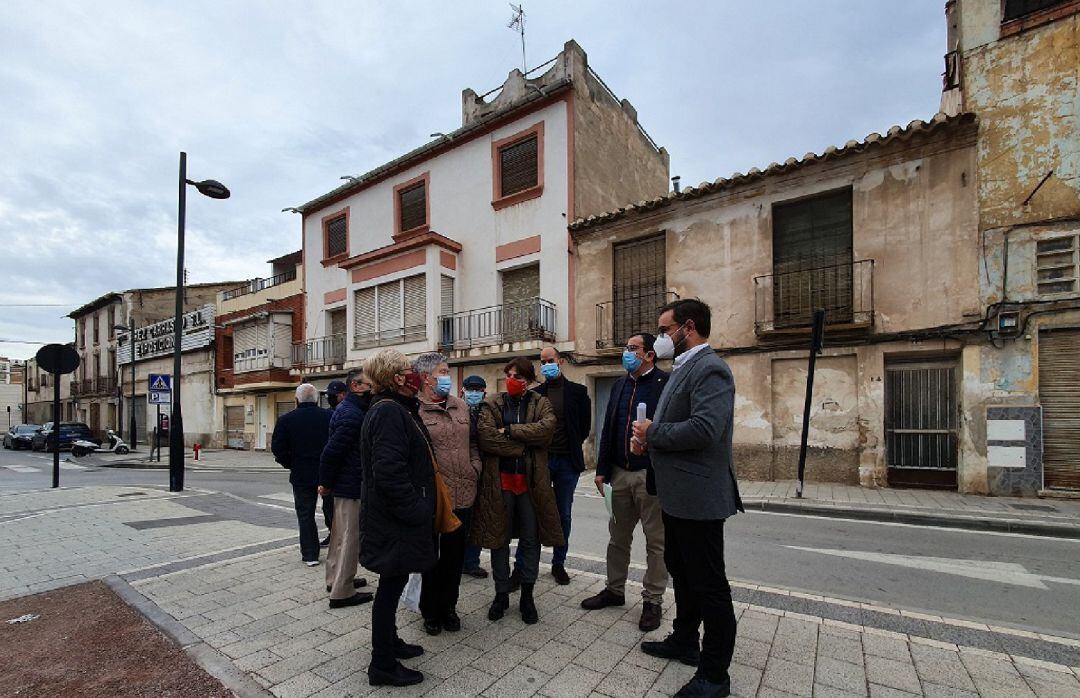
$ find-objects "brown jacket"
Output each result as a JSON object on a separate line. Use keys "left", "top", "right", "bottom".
{"left": 470, "top": 390, "right": 565, "bottom": 549}
{"left": 419, "top": 394, "right": 482, "bottom": 509}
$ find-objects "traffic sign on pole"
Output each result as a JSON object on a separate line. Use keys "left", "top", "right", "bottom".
{"left": 148, "top": 373, "right": 172, "bottom": 405}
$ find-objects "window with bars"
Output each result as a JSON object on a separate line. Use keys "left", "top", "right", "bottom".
{"left": 612, "top": 235, "right": 667, "bottom": 345}
{"left": 771, "top": 189, "right": 854, "bottom": 328}
{"left": 499, "top": 135, "right": 539, "bottom": 197}
{"left": 1003, "top": 0, "right": 1071, "bottom": 21}
{"left": 354, "top": 274, "right": 427, "bottom": 349}
{"left": 399, "top": 182, "right": 426, "bottom": 232}
{"left": 325, "top": 214, "right": 348, "bottom": 258}
{"left": 1036, "top": 235, "right": 1079, "bottom": 295}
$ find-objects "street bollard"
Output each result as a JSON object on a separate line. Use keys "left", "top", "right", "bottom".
{"left": 193, "top": 443, "right": 201, "bottom": 461}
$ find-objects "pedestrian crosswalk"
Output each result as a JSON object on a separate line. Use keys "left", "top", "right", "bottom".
{"left": 3, "top": 461, "right": 89, "bottom": 473}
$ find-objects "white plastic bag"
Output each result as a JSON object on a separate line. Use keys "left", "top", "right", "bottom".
{"left": 400, "top": 573, "right": 422, "bottom": 613}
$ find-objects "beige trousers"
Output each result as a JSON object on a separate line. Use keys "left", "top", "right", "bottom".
{"left": 325, "top": 497, "right": 361, "bottom": 600}
{"left": 606, "top": 467, "right": 668, "bottom": 604}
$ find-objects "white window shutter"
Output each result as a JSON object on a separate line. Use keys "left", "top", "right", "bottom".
{"left": 403, "top": 274, "right": 427, "bottom": 342}
{"left": 354, "top": 287, "right": 376, "bottom": 348}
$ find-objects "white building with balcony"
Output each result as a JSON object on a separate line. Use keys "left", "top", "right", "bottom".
{"left": 292, "top": 40, "right": 669, "bottom": 390}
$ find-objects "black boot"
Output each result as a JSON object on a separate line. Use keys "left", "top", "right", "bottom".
{"left": 488, "top": 592, "right": 510, "bottom": 621}
{"left": 519, "top": 583, "right": 538, "bottom": 624}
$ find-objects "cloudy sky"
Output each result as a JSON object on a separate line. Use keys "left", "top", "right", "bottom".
{"left": 0, "top": 1, "right": 945, "bottom": 360}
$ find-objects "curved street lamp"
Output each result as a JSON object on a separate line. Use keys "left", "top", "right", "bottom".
{"left": 171, "top": 152, "right": 230, "bottom": 492}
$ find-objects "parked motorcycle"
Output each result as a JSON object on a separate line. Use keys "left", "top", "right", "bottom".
{"left": 71, "top": 429, "right": 130, "bottom": 457}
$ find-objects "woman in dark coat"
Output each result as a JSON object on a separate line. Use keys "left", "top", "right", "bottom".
{"left": 359, "top": 349, "right": 436, "bottom": 688}
{"left": 472, "top": 356, "right": 560, "bottom": 625}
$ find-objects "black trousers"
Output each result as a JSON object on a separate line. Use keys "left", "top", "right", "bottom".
{"left": 371, "top": 572, "right": 409, "bottom": 670}
{"left": 292, "top": 484, "right": 320, "bottom": 562}
{"left": 664, "top": 511, "right": 737, "bottom": 684}
{"left": 419, "top": 507, "right": 472, "bottom": 621}
{"left": 322, "top": 494, "right": 334, "bottom": 532}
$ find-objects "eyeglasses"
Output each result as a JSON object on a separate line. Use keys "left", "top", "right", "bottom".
{"left": 624, "top": 344, "right": 644, "bottom": 353}
{"left": 657, "top": 322, "right": 681, "bottom": 336}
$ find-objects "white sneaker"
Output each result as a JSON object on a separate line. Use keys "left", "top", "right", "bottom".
{"left": 304, "top": 560, "right": 319, "bottom": 567}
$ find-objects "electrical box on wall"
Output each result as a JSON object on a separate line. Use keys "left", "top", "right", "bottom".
{"left": 997, "top": 310, "right": 1021, "bottom": 337}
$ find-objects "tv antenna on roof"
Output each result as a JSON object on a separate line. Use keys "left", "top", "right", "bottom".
{"left": 507, "top": 3, "right": 526, "bottom": 74}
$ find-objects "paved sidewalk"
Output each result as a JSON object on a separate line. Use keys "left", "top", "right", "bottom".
{"left": 89, "top": 447, "right": 285, "bottom": 472}
{"left": 739, "top": 481, "right": 1080, "bottom": 538}
{"left": 1, "top": 485, "right": 1079, "bottom": 697}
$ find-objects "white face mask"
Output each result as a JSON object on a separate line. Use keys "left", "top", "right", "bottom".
{"left": 653, "top": 333, "right": 675, "bottom": 360}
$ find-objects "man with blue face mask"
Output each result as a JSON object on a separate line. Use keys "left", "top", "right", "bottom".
{"left": 581, "top": 333, "right": 668, "bottom": 631}
{"left": 460, "top": 375, "right": 489, "bottom": 579}
{"left": 513, "top": 346, "right": 590, "bottom": 587}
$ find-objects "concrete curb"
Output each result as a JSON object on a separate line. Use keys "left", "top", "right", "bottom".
{"left": 744, "top": 498, "right": 1080, "bottom": 539}
{"left": 104, "top": 574, "right": 272, "bottom": 698}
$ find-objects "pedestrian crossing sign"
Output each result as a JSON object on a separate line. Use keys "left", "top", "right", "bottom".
{"left": 149, "top": 374, "right": 171, "bottom": 392}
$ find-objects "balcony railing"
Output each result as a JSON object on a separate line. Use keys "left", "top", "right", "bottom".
{"left": 71, "top": 376, "right": 118, "bottom": 397}
{"left": 234, "top": 354, "right": 291, "bottom": 373}
{"left": 292, "top": 333, "right": 346, "bottom": 368}
{"left": 222, "top": 269, "right": 298, "bottom": 301}
{"left": 439, "top": 297, "right": 557, "bottom": 350}
{"left": 754, "top": 259, "right": 874, "bottom": 334}
{"left": 595, "top": 291, "right": 679, "bottom": 350}
{"left": 354, "top": 325, "right": 427, "bottom": 350}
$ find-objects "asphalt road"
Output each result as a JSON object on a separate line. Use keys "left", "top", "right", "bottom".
{"left": 3, "top": 447, "right": 1079, "bottom": 639}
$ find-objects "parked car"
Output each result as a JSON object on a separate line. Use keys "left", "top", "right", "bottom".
{"left": 3, "top": 424, "right": 41, "bottom": 450}
{"left": 31, "top": 422, "right": 99, "bottom": 452}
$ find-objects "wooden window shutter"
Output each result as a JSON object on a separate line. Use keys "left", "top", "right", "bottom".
{"left": 440, "top": 275, "right": 454, "bottom": 317}
{"left": 500, "top": 135, "right": 538, "bottom": 197}
{"left": 1036, "top": 235, "right": 1078, "bottom": 295}
{"left": 354, "top": 287, "right": 377, "bottom": 348}
{"left": 403, "top": 275, "right": 427, "bottom": 342}
{"left": 399, "top": 183, "right": 426, "bottom": 232}
{"left": 326, "top": 215, "right": 347, "bottom": 257}
{"left": 378, "top": 280, "right": 402, "bottom": 342}
{"left": 772, "top": 189, "right": 854, "bottom": 327}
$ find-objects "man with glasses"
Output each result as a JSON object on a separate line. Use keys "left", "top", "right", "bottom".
{"left": 581, "top": 333, "right": 668, "bottom": 631}
{"left": 632, "top": 299, "right": 743, "bottom": 698}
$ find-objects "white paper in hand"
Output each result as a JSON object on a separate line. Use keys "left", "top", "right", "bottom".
{"left": 400, "top": 573, "right": 422, "bottom": 613}
{"left": 604, "top": 483, "right": 615, "bottom": 523}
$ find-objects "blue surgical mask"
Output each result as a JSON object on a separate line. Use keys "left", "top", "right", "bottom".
{"left": 541, "top": 362, "right": 561, "bottom": 380}
{"left": 464, "top": 390, "right": 484, "bottom": 407}
{"left": 622, "top": 350, "right": 643, "bottom": 373}
{"left": 434, "top": 375, "right": 453, "bottom": 397}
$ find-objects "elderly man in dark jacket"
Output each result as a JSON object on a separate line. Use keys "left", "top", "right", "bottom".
{"left": 272, "top": 383, "right": 333, "bottom": 567}
{"left": 319, "top": 369, "right": 373, "bottom": 608}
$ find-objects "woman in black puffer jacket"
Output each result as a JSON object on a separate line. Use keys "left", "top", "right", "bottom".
{"left": 359, "top": 349, "right": 436, "bottom": 688}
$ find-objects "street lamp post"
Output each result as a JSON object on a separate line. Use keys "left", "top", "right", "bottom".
{"left": 115, "top": 319, "right": 136, "bottom": 446}
{"left": 170, "top": 152, "right": 230, "bottom": 492}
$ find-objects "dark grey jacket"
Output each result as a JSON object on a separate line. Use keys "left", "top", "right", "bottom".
{"left": 647, "top": 346, "right": 743, "bottom": 520}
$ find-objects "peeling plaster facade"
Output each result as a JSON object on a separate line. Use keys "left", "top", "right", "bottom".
{"left": 947, "top": 0, "right": 1080, "bottom": 494}
{"left": 571, "top": 119, "right": 983, "bottom": 489}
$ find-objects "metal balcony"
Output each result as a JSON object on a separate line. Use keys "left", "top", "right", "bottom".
{"left": 595, "top": 291, "right": 680, "bottom": 350}
{"left": 439, "top": 297, "right": 557, "bottom": 350}
{"left": 292, "top": 333, "right": 346, "bottom": 367}
{"left": 222, "top": 268, "right": 298, "bottom": 301}
{"left": 754, "top": 259, "right": 874, "bottom": 334}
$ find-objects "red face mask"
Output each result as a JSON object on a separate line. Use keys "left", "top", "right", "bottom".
{"left": 401, "top": 372, "right": 425, "bottom": 394}
{"left": 505, "top": 376, "right": 528, "bottom": 397}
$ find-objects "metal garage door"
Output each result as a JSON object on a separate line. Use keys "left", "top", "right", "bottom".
{"left": 885, "top": 358, "right": 959, "bottom": 489}
{"left": 1039, "top": 329, "right": 1080, "bottom": 490}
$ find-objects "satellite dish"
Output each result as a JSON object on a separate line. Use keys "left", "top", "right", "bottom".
{"left": 36, "top": 343, "right": 80, "bottom": 375}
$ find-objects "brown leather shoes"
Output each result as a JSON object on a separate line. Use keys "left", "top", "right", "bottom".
{"left": 639, "top": 601, "right": 662, "bottom": 631}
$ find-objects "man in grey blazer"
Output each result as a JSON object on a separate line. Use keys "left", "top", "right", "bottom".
{"left": 632, "top": 298, "right": 743, "bottom": 698}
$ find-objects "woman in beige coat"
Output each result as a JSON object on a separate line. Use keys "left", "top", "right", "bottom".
{"left": 413, "top": 352, "right": 483, "bottom": 635}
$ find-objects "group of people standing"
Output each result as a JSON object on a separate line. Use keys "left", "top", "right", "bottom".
{"left": 272, "top": 298, "right": 742, "bottom": 698}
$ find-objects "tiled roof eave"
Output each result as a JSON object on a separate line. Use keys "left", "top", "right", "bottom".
{"left": 569, "top": 112, "right": 977, "bottom": 233}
